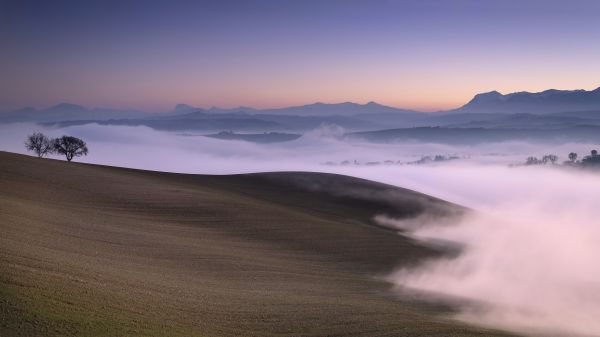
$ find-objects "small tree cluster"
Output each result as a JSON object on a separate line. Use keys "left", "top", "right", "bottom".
{"left": 542, "top": 154, "right": 558, "bottom": 165}
{"left": 524, "top": 154, "right": 558, "bottom": 166}
{"left": 525, "top": 156, "right": 541, "bottom": 165}
{"left": 581, "top": 149, "right": 600, "bottom": 166}
{"left": 524, "top": 150, "right": 600, "bottom": 168}
{"left": 25, "top": 133, "right": 89, "bottom": 162}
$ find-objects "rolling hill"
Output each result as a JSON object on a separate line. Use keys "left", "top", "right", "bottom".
{"left": 0, "top": 151, "right": 512, "bottom": 336}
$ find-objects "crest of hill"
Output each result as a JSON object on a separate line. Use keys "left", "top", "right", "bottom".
{"left": 0, "top": 151, "right": 498, "bottom": 337}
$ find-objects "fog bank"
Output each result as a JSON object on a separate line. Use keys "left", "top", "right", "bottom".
{"left": 382, "top": 166, "right": 600, "bottom": 336}
{"left": 2, "top": 123, "right": 600, "bottom": 336}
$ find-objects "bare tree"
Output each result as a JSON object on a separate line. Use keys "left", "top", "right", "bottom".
{"left": 542, "top": 154, "right": 558, "bottom": 165}
{"left": 593, "top": 150, "right": 598, "bottom": 156}
{"left": 53, "top": 135, "right": 89, "bottom": 162}
{"left": 568, "top": 152, "right": 578, "bottom": 162}
{"left": 25, "top": 132, "right": 54, "bottom": 157}
{"left": 525, "top": 156, "right": 541, "bottom": 165}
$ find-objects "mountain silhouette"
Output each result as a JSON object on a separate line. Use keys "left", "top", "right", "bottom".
{"left": 454, "top": 87, "right": 600, "bottom": 114}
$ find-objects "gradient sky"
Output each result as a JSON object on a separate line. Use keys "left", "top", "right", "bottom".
{"left": 1, "top": 0, "right": 600, "bottom": 112}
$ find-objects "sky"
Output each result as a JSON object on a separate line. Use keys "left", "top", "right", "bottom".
{"left": 1, "top": 0, "right": 600, "bottom": 112}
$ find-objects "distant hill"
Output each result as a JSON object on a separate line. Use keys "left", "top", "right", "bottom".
{"left": 170, "top": 101, "right": 421, "bottom": 117}
{"left": 171, "top": 104, "right": 260, "bottom": 115}
{"left": 45, "top": 117, "right": 282, "bottom": 132}
{"left": 0, "top": 102, "right": 149, "bottom": 122}
{"left": 172, "top": 103, "right": 203, "bottom": 114}
{"left": 204, "top": 131, "right": 302, "bottom": 143}
{"left": 42, "top": 103, "right": 403, "bottom": 131}
{"left": 258, "top": 101, "right": 420, "bottom": 116}
{"left": 2, "top": 101, "right": 423, "bottom": 131}
{"left": 348, "top": 125, "right": 600, "bottom": 144}
{"left": 166, "top": 102, "right": 422, "bottom": 117}
{"left": 452, "top": 87, "right": 600, "bottom": 114}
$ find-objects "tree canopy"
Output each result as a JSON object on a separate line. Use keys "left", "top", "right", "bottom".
{"left": 25, "top": 132, "right": 54, "bottom": 157}
{"left": 53, "top": 135, "right": 89, "bottom": 162}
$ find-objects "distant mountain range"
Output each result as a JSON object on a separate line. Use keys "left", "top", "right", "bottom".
{"left": 171, "top": 101, "right": 418, "bottom": 116}
{"left": 452, "top": 87, "right": 600, "bottom": 114}
{"left": 0, "top": 103, "right": 150, "bottom": 123}
{"left": 3, "top": 86, "right": 600, "bottom": 134}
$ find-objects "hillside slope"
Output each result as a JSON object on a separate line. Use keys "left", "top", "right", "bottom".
{"left": 0, "top": 151, "right": 509, "bottom": 337}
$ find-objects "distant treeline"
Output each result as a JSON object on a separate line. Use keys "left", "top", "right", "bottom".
{"left": 324, "top": 154, "right": 464, "bottom": 167}
{"left": 521, "top": 150, "right": 600, "bottom": 168}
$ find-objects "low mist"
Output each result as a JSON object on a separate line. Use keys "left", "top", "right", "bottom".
{"left": 2, "top": 122, "right": 600, "bottom": 336}
{"left": 381, "top": 166, "right": 600, "bottom": 336}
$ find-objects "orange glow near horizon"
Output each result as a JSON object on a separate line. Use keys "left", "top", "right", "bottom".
{"left": 3, "top": 1, "right": 600, "bottom": 113}
{"left": 6, "top": 80, "right": 600, "bottom": 113}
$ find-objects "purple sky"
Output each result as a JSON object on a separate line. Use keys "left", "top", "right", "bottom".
{"left": 1, "top": 0, "right": 600, "bottom": 112}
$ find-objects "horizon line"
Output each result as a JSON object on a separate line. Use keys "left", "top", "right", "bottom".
{"left": 5, "top": 84, "right": 600, "bottom": 114}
